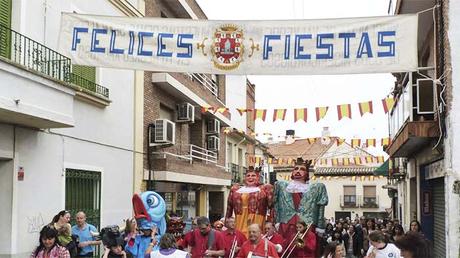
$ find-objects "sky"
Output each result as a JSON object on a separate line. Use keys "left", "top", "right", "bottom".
{"left": 196, "top": 0, "right": 396, "bottom": 155}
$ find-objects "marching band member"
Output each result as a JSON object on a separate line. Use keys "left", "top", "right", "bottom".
{"left": 223, "top": 217, "right": 247, "bottom": 258}
{"left": 283, "top": 221, "right": 316, "bottom": 258}
{"left": 263, "top": 222, "right": 284, "bottom": 254}
{"left": 181, "top": 217, "right": 225, "bottom": 258}
{"left": 237, "top": 224, "right": 279, "bottom": 258}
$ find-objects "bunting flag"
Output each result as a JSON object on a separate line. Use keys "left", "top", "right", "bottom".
{"left": 370, "top": 175, "right": 375, "bottom": 181}
{"left": 354, "top": 157, "right": 362, "bottom": 165}
{"left": 237, "top": 108, "right": 252, "bottom": 116}
{"left": 361, "top": 176, "right": 366, "bottom": 181}
{"left": 366, "top": 139, "right": 376, "bottom": 147}
{"left": 377, "top": 156, "right": 385, "bottom": 163}
{"left": 201, "top": 106, "right": 214, "bottom": 113}
{"left": 320, "top": 159, "right": 327, "bottom": 165}
{"left": 294, "top": 108, "right": 308, "bottom": 122}
{"left": 365, "top": 156, "right": 374, "bottom": 163}
{"left": 307, "top": 138, "right": 317, "bottom": 144}
{"left": 287, "top": 158, "right": 293, "bottom": 164}
{"left": 343, "top": 158, "right": 350, "bottom": 166}
{"left": 255, "top": 157, "right": 261, "bottom": 164}
{"left": 273, "top": 109, "right": 287, "bottom": 122}
{"left": 358, "top": 101, "right": 374, "bottom": 116}
{"left": 253, "top": 109, "right": 267, "bottom": 121}
{"left": 351, "top": 139, "right": 361, "bottom": 148}
{"left": 223, "top": 128, "right": 231, "bottom": 134}
{"left": 382, "top": 97, "right": 395, "bottom": 114}
{"left": 315, "top": 106, "right": 329, "bottom": 121}
{"left": 332, "top": 158, "right": 339, "bottom": 166}
{"left": 336, "top": 138, "right": 346, "bottom": 146}
{"left": 215, "top": 107, "right": 229, "bottom": 114}
{"left": 352, "top": 176, "right": 356, "bottom": 181}
{"left": 337, "top": 104, "right": 352, "bottom": 120}
{"left": 381, "top": 137, "right": 391, "bottom": 146}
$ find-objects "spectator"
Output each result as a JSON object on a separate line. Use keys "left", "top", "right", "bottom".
{"left": 125, "top": 226, "right": 158, "bottom": 258}
{"left": 31, "top": 225, "right": 70, "bottom": 258}
{"left": 213, "top": 220, "right": 224, "bottom": 232}
{"left": 71, "top": 211, "right": 101, "bottom": 257}
{"left": 322, "top": 242, "right": 344, "bottom": 258}
{"left": 51, "top": 210, "right": 73, "bottom": 247}
{"left": 343, "top": 225, "right": 363, "bottom": 258}
{"left": 393, "top": 225, "right": 404, "bottom": 242}
{"left": 394, "top": 232, "right": 432, "bottom": 258}
{"left": 365, "top": 231, "right": 400, "bottom": 258}
{"left": 182, "top": 216, "right": 225, "bottom": 257}
{"left": 409, "top": 220, "right": 422, "bottom": 233}
{"left": 330, "top": 217, "right": 336, "bottom": 226}
{"left": 335, "top": 222, "right": 344, "bottom": 234}
{"left": 149, "top": 233, "right": 189, "bottom": 258}
{"left": 122, "top": 218, "right": 137, "bottom": 247}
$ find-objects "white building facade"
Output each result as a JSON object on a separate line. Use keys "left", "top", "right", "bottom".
{"left": 0, "top": 0, "right": 144, "bottom": 256}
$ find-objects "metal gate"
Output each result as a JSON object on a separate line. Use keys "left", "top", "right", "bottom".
{"left": 432, "top": 178, "right": 445, "bottom": 258}
{"left": 65, "top": 169, "right": 101, "bottom": 256}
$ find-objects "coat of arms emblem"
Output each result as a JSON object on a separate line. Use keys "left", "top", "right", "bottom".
{"left": 211, "top": 25, "right": 244, "bottom": 70}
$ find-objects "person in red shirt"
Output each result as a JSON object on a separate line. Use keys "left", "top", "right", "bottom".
{"left": 237, "top": 224, "right": 279, "bottom": 258}
{"left": 263, "top": 222, "right": 284, "bottom": 254}
{"left": 222, "top": 217, "right": 247, "bottom": 258}
{"left": 182, "top": 217, "right": 225, "bottom": 257}
{"left": 283, "top": 221, "right": 316, "bottom": 258}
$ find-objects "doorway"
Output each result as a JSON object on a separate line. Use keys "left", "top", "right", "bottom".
{"left": 208, "top": 191, "right": 224, "bottom": 223}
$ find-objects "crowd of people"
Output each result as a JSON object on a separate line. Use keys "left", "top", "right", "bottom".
{"left": 30, "top": 210, "right": 433, "bottom": 258}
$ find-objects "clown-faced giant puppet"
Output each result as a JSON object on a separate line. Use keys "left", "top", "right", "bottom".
{"left": 225, "top": 166, "right": 273, "bottom": 237}
{"left": 274, "top": 158, "right": 328, "bottom": 257}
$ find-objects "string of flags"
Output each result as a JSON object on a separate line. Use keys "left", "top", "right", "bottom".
{"left": 274, "top": 175, "right": 386, "bottom": 181}
{"left": 249, "top": 155, "right": 386, "bottom": 166}
{"left": 202, "top": 97, "right": 395, "bottom": 122}
{"left": 223, "top": 128, "right": 391, "bottom": 148}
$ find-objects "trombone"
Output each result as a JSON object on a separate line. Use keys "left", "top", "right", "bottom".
{"left": 280, "top": 223, "right": 312, "bottom": 258}
{"left": 229, "top": 236, "right": 238, "bottom": 258}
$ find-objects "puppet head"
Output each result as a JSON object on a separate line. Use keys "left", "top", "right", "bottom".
{"left": 291, "top": 158, "right": 312, "bottom": 182}
{"left": 244, "top": 166, "right": 261, "bottom": 187}
{"left": 132, "top": 191, "right": 166, "bottom": 235}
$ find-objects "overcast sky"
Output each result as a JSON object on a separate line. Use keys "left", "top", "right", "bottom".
{"left": 196, "top": 0, "right": 396, "bottom": 155}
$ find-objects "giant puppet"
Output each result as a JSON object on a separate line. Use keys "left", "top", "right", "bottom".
{"left": 226, "top": 166, "right": 274, "bottom": 237}
{"left": 127, "top": 191, "right": 166, "bottom": 257}
{"left": 274, "top": 158, "right": 328, "bottom": 258}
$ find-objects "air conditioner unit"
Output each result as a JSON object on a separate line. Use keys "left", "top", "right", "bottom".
{"left": 207, "top": 135, "right": 220, "bottom": 151}
{"left": 149, "top": 119, "right": 175, "bottom": 146}
{"left": 416, "top": 79, "right": 435, "bottom": 114}
{"left": 176, "top": 103, "right": 195, "bottom": 123}
{"left": 207, "top": 119, "right": 220, "bottom": 134}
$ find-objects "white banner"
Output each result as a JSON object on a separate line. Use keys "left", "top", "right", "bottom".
{"left": 58, "top": 13, "right": 418, "bottom": 75}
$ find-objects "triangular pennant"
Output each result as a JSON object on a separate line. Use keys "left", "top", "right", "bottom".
{"left": 253, "top": 109, "right": 267, "bottom": 121}
{"left": 294, "top": 108, "right": 308, "bottom": 122}
{"left": 382, "top": 97, "right": 395, "bottom": 114}
{"left": 315, "top": 106, "right": 329, "bottom": 121}
{"left": 237, "top": 108, "right": 252, "bottom": 116}
{"left": 358, "top": 101, "right": 373, "bottom": 116}
{"left": 273, "top": 109, "right": 287, "bottom": 122}
{"left": 337, "top": 104, "right": 352, "bottom": 120}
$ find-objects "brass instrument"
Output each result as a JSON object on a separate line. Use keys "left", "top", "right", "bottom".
{"left": 280, "top": 223, "right": 312, "bottom": 258}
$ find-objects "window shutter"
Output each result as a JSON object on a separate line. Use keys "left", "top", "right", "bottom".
{"left": 0, "top": 0, "right": 12, "bottom": 59}
{"left": 72, "top": 64, "right": 96, "bottom": 82}
{"left": 343, "top": 186, "right": 356, "bottom": 195}
{"left": 363, "top": 186, "right": 376, "bottom": 197}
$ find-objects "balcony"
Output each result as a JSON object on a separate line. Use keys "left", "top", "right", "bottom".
{"left": 340, "top": 195, "right": 359, "bottom": 208}
{"left": 360, "top": 196, "right": 379, "bottom": 208}
{"left": 229, "top": 163, "right": 246, "bottom": 184}
{"left": 149, "top": 143, "right": 231, "bottom": 186}
{"left": 186, "top": 73, "right": 219, "bottom": 97}
{"left": 386, "top": 72, "right": 440, "bottom": 157}
{"left": 0, "top": 24, "right": 109, "bottom": 128}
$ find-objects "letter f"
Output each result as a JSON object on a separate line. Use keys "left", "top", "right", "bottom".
{"left": 72, "top": 27, "right": 88, "bottom": 51}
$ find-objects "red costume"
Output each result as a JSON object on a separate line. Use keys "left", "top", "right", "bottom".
{"left": 265, "top": 232, "right": 284, "bottom": 253}
{"left": 283, "top": 227, "right": 317, "bottom": 258}
{"left": 237, "top": 238, "right": 280, "bottom": 258}
{"left": 226, "top": 167, "right": 274, "bottom": 237}
{"left": 181, "top": 228, "right": 225, "bottom": 257}
{"left": 222, "top": 229, "right": 247, "bottom": 258}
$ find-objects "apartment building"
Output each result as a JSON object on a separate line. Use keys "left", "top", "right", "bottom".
{"left": 0, "top": 0, "right": 145, "bottom": 256}
{"left": 385, "top": 0, "right": 458, "bottom": 256}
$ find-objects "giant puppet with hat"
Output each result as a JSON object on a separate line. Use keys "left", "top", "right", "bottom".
{"left": 225, "top": 166, "right": 274, "bottom": 237}
{"left": 274, "top": 157, "right": 329, "bottom": 258}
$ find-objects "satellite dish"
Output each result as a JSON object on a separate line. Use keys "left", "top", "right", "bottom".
{"left": 321, "top": 136, "right": 331, "bottom": 145}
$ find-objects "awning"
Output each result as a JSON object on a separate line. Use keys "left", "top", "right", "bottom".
{"left": 374, "top": 160, "right": 389, "bottom": 176}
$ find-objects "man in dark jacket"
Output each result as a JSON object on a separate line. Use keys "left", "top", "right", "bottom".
{"left": 342, "top": 225, "right": 363, "bottom": 258}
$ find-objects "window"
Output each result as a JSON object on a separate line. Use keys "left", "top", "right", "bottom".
{"left": 363, "top": 186, "right": 377, "bottom": 207}
{"left": 343, "top": 186, "right": 356, "bottom": 207}
{"left": 0, "top": 0, "right": 12, "bottom": 58}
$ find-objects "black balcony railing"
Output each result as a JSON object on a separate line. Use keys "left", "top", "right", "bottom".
{"left": 0, "top": 24, "right": 109, "bottom": 99}
{"left": 340, "top": 195, "right": 359, "bottom": 208}
{"left": 361, "top": 196, "right": 379, "bottom": 208}
{"left": 230, "top": 163, "right": 241, "bottom": 184}
{"left": 70, "top": 73, "right": 109, "bottom": 98}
